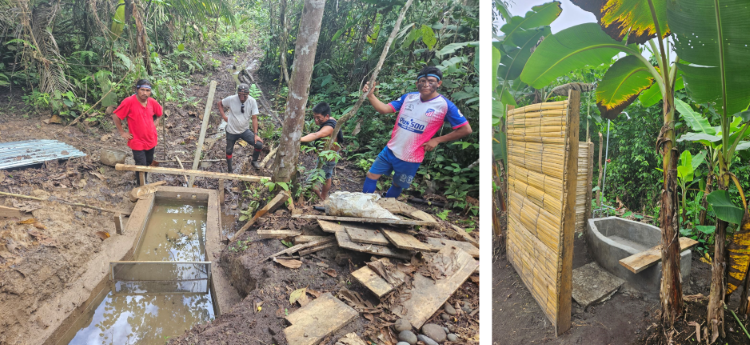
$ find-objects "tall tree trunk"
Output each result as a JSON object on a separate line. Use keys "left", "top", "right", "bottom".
{"left": 272, "top": 0, "right": 326, "bottom": 183}
{"left": 659, "top": 88, "right": 684, "bottom": 328}
{"left": 131, "top": 0, "right": 151, "bottom": 75}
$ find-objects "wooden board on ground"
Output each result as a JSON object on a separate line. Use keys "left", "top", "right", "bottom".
{"left": 351, "top": 259, "right": 405, "bottom": 298}
{"left": 335, "top": 231, "right": 412, "bottom": 260}
{"left": 318, "top": 219, "right": 343, "bottom": 233}
{"left": 346, "top": 227, "right": 389, "bottom": 245}
{"left": 284, "top": 292, "right": 358, "bottom": 345}
{"left": 296, "top": 214, "right": 435, "bottom": 227}
{"left": 257, "top": 230, "right": 301, "bottom": 239}
{"left": 115, "top": 163, "right": 269, "bottom": 183}
{"left": 294, "top": 235, "right": 330, "bottom": 244}
{"left": 448, "top": 223, "right": 479, "bottom": 247}
{"left": 381, "top": 229, "right": 433, "bottom": 252}
{"left": 0, "top": 205, "right": 22, "bottom": 218}
{"left": 377, "top": 198, "right": 437, "bottom": 223}
{"left": 425, "top": 237, "right": 479, "bottom": 258}
{"left": 391, "top": 245, "right": 478, "bottom": 329}
{"left": 619, "top": 237, "right": 699, "bottom": 274}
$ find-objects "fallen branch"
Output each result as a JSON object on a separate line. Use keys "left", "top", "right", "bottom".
{"left": 0, "top": 191, "right": 131, "bottom": 215}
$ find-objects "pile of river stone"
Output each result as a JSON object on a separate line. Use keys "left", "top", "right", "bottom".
{"left": 394, "top": 304, "right": 460, "bottom": 344}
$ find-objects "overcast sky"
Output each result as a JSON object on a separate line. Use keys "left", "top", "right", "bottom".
{"left": 495, "top": 0, "right": 596, "bottom": 32}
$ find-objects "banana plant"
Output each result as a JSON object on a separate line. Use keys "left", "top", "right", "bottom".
{"left": 667, "top": 0, "right": 750, "bottom": 338}
{"left": 519, "top": 0, "right": 685, "bottom": 327}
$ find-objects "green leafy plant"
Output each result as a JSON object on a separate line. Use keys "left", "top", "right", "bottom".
{"left": 436, "top": 209, "right": 450, "bottom": 221}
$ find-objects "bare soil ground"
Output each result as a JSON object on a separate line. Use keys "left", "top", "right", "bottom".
{"left": 492, "top": 219, "right": 750, "bottom": 345}
{"left": 0, "top": 34, "right": 480, "bottom": 345}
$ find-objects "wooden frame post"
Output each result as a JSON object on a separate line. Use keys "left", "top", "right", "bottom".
{"left": 218, "top": 179, "right": 225, "bottom": 205}
{"left": 556, "top": 89, "right": 580, "bottom": 335}
{"left": 189, "top": 80, "right": 218, "bottom": 186}
{"left": 584, "top": 142, "right": 595, "bottom": 220}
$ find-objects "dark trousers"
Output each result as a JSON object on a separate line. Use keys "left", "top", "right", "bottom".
{"left": 225, "top": 130, "right": 263, "bottom": 171}
{"left": 132, "top": 147, "right": 155, "bottom": 186}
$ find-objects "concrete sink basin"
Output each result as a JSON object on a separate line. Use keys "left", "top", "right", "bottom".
{"left": 585, "top": 217, "right": 692, "bottom": 295}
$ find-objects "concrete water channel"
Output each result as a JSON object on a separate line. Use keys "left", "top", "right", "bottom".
{"left": 44, "top": 187, "right": 239, "bottom": 345}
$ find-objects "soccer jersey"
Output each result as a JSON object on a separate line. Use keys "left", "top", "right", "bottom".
{"left": 386, "top": 92, "right": 468, "bottom": 163}
{"left": 222, "top": 94, "right": 259, "bottom": 134}
{"left": 113, "top": 95, "right": 163, "bottom": 150}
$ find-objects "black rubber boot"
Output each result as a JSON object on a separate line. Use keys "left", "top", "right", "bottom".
{"left": 227, "top": 158, "right": 233, "bottom": 173}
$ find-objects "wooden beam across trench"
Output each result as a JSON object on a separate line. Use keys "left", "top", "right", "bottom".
{"left": 115, "top": 164, "right": 270, "bottom": 182}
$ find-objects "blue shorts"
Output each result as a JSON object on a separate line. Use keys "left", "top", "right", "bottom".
{"left": 368, "top": 147, "right": 421, "bottom": 188}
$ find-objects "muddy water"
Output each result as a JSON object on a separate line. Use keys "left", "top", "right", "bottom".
{"left": 64, "top": 200, "right": 215, "bottom": 345}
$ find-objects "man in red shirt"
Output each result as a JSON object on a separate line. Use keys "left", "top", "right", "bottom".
{"left": 111, "top": 79, "right": 163, "bottom": 186}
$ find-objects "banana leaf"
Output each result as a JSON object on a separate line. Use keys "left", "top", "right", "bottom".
{"left": 571, "top": 0, "right": 669, "bottom": 44}
{"left": 668, "top": 0, "right": 750, "bottom": 117}
{"left": 520, "top": 23, "right": 639, "bottom": 89}
{"left": 596, "top": 55, "right": 654, "bottom": 119}
{"left": 727, "top": 212, "right": 750, "bottom": 295}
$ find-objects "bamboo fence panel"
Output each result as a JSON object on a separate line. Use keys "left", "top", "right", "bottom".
{"left": 575, "top": 143, "right": 593, "bottom": 232}
{"left": 506, "top": 92, "right": 580, "bottom": 335}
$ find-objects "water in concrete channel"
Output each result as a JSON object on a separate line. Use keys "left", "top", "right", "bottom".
{"left": 65, "top": 200, "right": 215, "bottom": 345}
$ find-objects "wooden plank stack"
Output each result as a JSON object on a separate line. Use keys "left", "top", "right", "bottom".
{"left": 505, "top": 91, "right": 580, "bottom": 335}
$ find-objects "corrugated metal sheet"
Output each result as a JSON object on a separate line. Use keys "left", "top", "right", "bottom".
{"left": 0, "top": 140, "right": 86, "bottom": 170}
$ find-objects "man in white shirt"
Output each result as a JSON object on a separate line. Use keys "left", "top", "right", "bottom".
{"left": 216, "top": 83, "right": 263, "bottom": 171}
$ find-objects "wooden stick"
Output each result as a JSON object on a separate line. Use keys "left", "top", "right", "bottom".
{"left": 265, "top": 237, "right": 336, "bottom": 261}
{"left": 189, "top": 80, "right": 218, "bottom": 186}
{"left": 233, "top": 191, "right": 289, "bottom": 241}
{"left": 115, "top": 164, "right": 269, "bottom": 182}
{"left": 218, "top": 179, "right": 225, "bottom": 205}
{"left": 257, "top": 229, "right": 302, "bottom": 239}
{"left": 299, "top": 242, "right": 335, "bottom": 256}
{"left": 448, "top": 223, "right": 479, "bottom": 248}
{"left": 174, "top": 156, "right": 190, "bottom": 185}
{"left": 0, "top": 191, "right": 131, "bottom": 215}
{"left": 292, "top": 214, "right": 436, "bottom": 227}
{"left": 260, "top": 145, "right": 278, "bottom": 169}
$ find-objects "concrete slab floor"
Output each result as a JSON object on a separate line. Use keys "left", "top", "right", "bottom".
{"left": 572, "top": 262, "right": 625, "bottom": 309}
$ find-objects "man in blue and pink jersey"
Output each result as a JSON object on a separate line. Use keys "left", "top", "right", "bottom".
{"left": 361, "top": 66, "right": 472, "bottom": 198}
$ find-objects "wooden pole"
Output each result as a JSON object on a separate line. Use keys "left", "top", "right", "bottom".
{"left": 190, "top": 80, "right": 218, "bottom": 186}
{"left": 115, "top": 164, "right": 269, "bottom": 182}
{"left": 556, "top": 89, "right": 580, "bottom": 335}
{"left": 584, "top": 142, "right": 595, "bottom": 220}
{"left": 597, "top": 132, "right": 604, "bottom": 208}
{"left": 174, "top": 156, "right": 189, "bottom": 185}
